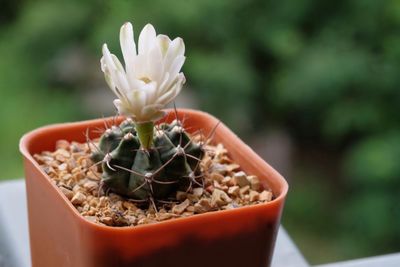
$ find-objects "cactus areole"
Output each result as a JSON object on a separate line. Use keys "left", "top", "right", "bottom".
{"left": 95, "top": 22, "right": 204, "bottom": 200}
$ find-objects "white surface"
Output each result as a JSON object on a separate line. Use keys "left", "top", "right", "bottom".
{"left": 316, "top": 253, "right": 400, "bottom": 267}
{"left": 0, "top": 180, "right": 31, "bottom": 267}
{"left": 0, "top": 179, "right": 309, "bottom": 267}
{"left": 272, "top": 227, "right": 309, "bottom": 267}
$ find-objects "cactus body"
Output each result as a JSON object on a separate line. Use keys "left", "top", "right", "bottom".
{"left": 91, "top": 118, "right": 204, "bottom": 200}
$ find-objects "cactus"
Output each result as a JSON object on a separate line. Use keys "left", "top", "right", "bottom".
{"left": 91, "top": 118, "right": 204, "bottom": 201}
{"left": 95, "top": 22, "right": 204, "bottom": 202}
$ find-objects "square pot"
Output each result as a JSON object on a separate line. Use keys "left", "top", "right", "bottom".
{"left": 20, "top": 109, "right": 288, "bottom": 267}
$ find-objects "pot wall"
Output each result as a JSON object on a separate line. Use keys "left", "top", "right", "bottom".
{"left": 20, "top": 109, "right": 288, "bottom": 267}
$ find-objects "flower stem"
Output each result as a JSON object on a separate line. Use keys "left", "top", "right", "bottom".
{"left": 135, "top": 121, "right": 154, "bottom": 149}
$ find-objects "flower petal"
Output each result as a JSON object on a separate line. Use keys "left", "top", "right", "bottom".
{"left": 120, "top": 22, "right": 136, "bottom": 72}
{"left": 168, "top": 55, "right": 186, "bottom": 80}
{"left": 102, "top": 44, "right": 117, "bottom": 70}
{"left": 113, "top": 99, "right": 133, "bottom": 118}
{"left": 101, "top": 45, "right": 122, "bottom": 97}
{"left": 111, "top": 54, "right": 125, "bottom": 73}
{"left": 132, "top": 54, "right": 147, "bottom": 80}
{"left": 100, "top": 57, "right": 107, "bottom": 73}
{"left": 157, "top": 73, "right": 185, "bottom": 104}
{"left": 127, "top": 89, "right": 146, "bottom": 114}
{"left": 157, "top": 34, "right": 171, "bottom": 56}
{"left": 159, "top": 56, "right": 185, "bottom": 95}
{"left": 147, "top": 44, "right": 163, "bottom": 83}
{"left": 138, "top": 24, "right": 156, "bottom": 55}
{"left": 157, "top": 72, "right": 170, "bottom": 95}
{"left": 142, "top": 81, "right": 158, "bottom": 105}
{"left": 142, "top": 104, "right": 165, "bottom": 121}
{"left": 164, "top": 37, "right": 185, "bottom": 70}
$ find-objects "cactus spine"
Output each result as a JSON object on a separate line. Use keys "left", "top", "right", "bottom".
{"left": 91, "top": 117, "right": 204, "bottom": 201}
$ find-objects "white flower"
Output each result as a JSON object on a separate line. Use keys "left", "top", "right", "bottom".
{"left": 101, "top": 22, "right": 186, "bottom": 122}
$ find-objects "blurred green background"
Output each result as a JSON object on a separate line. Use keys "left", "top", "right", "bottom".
{"left": 1, "top": 0, "right": 400, "bottom": 264}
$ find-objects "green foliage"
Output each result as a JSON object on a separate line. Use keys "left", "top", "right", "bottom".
{"left": 344, "top": 132, "right": 400, "bottom": 187}
{"left": 91, "top": 119, "right": 203, "bottom": 200}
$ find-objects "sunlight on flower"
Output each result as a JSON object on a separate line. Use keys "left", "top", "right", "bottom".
{"left": 101, "top": 22, "right": 186, "bottom": 122}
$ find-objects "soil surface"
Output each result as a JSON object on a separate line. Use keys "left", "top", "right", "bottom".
{"left": 34, "top": 139, "right": 273, "bottom": 227}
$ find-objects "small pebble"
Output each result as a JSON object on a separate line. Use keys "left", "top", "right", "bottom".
{"left": 172, "top": 199, "right": 190, "bottom": 215}
{"left": 259, "top": 190, "right": 273, "bottom": 202}
{"left": 239, "top": 185, "right": 250, "bottom": 196}
{"left": 100, "top": 216, "right": 114, "bottom": 226}
{"left": 192, "top": 187, "right": 204, "bottom": 197}
{"left": 83, "top": 180, "right": 98, "bottom": 192}
{"left": 71, "top": 192, "right": 86, "bottom": 206}
{"left": 57, "top": 149, "right": 71, "bottom": 158}
{"left": 221, "top": 176, "right": 232, "bottom": 185}
{"left": 211, "top": 172, "right": 224, "bottom": 182}
{"left": 157, "top": 213, "right": 176, "bottom": 221}
{"left": 211, "top": 189, "right": 232, "bottom": 207}
{"left": 233, "top": 171, "right": 250, "bottom": 187}
{"left": 55, "top": 140, "right": 70, "bottom": 150}
{"left": 84, "top": 216, "right": 97, "bottom": 223}
{"left": 194, "top": 198, "right": 213, "bottom": 213}
{"left": 249, "top": 190, "right": 260, "bottom": 202}
{"left": 60, "top": 186, "right": 74, "bottom": 200}
{"left": 248, "top": 175, "right": 262, "bottom": 191}
{"left": 122, "top": 201, "right": 138, "bottom": 211}
{"left": 176, "top": 191, "right": 187, "bottom": 201}
{"left": 57, "top": 163, "right": 68, "bottom": 172}
{"left": 226, "top": 164, "right": 240, "bottom": 172}
{"left": 228, "top": 186, "right": 240, "bottom": 197}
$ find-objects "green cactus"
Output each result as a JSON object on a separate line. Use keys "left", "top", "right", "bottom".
{"left": 91, "top": 118, "right": 204, "bottom": 201}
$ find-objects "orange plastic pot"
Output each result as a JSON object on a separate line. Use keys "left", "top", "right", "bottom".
{"left": 20, "top": 109, "right": 288, "bottom": 267}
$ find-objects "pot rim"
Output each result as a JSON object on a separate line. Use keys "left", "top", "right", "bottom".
{"left": 20, "top": 108, "right": 288, "bottom": 232}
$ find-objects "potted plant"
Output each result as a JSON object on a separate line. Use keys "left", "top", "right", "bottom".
{"left": 20, "top": 22, "right": 288, "bottom": 267}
